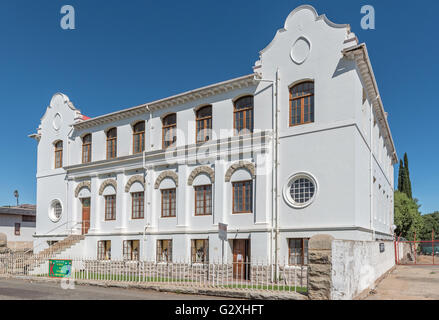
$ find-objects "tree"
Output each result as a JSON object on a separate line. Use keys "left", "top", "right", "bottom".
{"left": 394, "top": 191, "right": 423, "bottom": 240}
{"left": 397, "top": 159, "right": 404, "bottom": 192}
{"left": 397, "top": 153, "right": 413, "bottom": 199}
{"left": 419, "top": 211, "right": 439, "bottom": 240}
{"left": 403, "top": 153, "right": 413, "bottom": 199}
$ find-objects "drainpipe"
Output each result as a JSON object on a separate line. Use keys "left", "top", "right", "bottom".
{"left": 66, "top": 125, "right": 74, "bottom": 235}
{"left": 253, "top": 70, "right": 278, "bottom": 279}
{"left": 274, "top": 69, "right": 280, "bottom": 279}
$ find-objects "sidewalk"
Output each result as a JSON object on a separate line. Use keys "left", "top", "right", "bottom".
{"left": 365, "top": 265, "right": 439, "bottom": 300}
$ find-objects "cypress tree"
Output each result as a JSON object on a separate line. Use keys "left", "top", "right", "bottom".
{"left": 397, "top": 159, "right": 404, "bottom": 192}
{"left": 404, "top": 153, "right": 413, "bottom": 199}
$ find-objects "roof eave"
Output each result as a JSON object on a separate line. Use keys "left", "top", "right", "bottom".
{"left": 343, "top": 43, "right": 398, "bottom": 164}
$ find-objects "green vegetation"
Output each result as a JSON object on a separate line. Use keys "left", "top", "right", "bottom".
{"left": 394, "top": 191, "right": 423, "bottom": 240}
{"left": 397, "top": 153, "right": 413, "bottom": 199}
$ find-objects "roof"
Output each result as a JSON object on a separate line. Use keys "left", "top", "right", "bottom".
{"left": 0, "top": 204, "right": 36, "bottom": 216}
{"left": 73, "top": 74, "right": 258, "bottom": 130}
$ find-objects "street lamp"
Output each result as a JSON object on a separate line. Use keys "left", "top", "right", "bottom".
{"left": 13, "top": 190, "right": 19, "bottom": 207}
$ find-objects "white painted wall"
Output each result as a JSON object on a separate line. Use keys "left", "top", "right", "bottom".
{"left": 331, "top": 240, "right": 395, "bottom": 300}
{"left": 31, "top": 5, "right": 396, "bottom": 261}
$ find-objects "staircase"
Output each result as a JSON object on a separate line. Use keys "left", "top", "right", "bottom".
{"left": 24, "top": 235, "right": 85, "bottom": 274}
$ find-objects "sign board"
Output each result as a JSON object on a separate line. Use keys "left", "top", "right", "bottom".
{"left": 49, "top": 259, "right": 72, "bottom": 278}
{"left": 379, "top": 243, "right": 385, "bottom": 253}
{"left": 218, "top": 223, "right": 228, "bottom": 241}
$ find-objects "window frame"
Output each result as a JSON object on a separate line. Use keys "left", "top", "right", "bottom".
{"left": 54, "top": 141, "right": 63, "bottom": 168}
{"left": 194, "top": 184, "right": 212, "bottom": 216}
{"left": 283, "top": 172, "right": 317, "bottom": 209}
{"left": 104, "top": 194, "right": 116, "bottom": 221}
{"left": 123, "top": 240, "right": 140, "bottom": 261}
{"left": 232, "top": 180, "right": 253, "bottom": 214}
{"left": 288, "top": 238, "right": 309, "bottom": 266}
{"left": 233, "top": 96, "right": 254, "bottom": 135}
{"left": 131, "top": 192, "right": 144, "bottom": 219}
{"left": 132, "top": 121, "right": 145, "bottom": 154}
{"left": 191, "top": 239, "right": 209, "bottom": 264}
{"left": 161, "top": 188, "right": 176, "bottom": 218}
{"left": 97, "top": 240, "right": 111, "bottom": 260}
{"left": 106, "top": 128, "right": 117, "bottom": 159}
{"left": 14, "top": 223, "right": 21, "bottom": 236}
{"left": 162, "top": 114, "right": 177, "bottom": 149}
{"left": 196, "top": 105, "right": 212, "bottom": 143}
{"left": 289, "top": 81, "right": 315, "bottom": 127}
{"left": 82, "top": 134, "right": 92, "bottom": 163}
{"left": 156, "top": 239, "right": 172, "bottom": 263}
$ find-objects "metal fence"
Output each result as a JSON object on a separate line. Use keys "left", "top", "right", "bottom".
{"left": 0, "top": 253, "right": 308, "bottom": 294}
{"left": 396, "top": 239, "right": 439, "bottom": 265}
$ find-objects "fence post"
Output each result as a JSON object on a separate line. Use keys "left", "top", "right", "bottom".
{"left": 307, "top": 234, "right": 334, "bottom": 300}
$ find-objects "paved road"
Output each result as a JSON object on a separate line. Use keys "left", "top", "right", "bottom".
{"left": 0, "top": 278, "right": 229, "bottom": 300}
{"left": 366, "top": 265, "right": 439, "bottom": 300}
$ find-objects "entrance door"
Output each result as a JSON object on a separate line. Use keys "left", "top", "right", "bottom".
{"left": 233, "top": 239, "right": 250, "bottom": 280}
{"left": 81, "top": 198, "right": 91, "bottom": 235}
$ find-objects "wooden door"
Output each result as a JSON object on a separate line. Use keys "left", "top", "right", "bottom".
{"left": 81, "top": 198, "right": 91, "bottom": 235}
{"left": 233, "top": 239, "right": 250, "bottom": 280}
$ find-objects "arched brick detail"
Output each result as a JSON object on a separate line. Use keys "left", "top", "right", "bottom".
{"left": 224, "top": 161, "right": 255, "bottom": 182}
{"left": 187, "top": 166, "right": 215, "bottom": 186}
{"left": 125, "top": 175, "right": 145, "bottom": 192}
{"left": 154, "top": 171, "right": 178, "bottom": 189}
{"left": 99, "top": 179, "right": 117, "bottom": 195}
{"left": 74, "top": 181, "right": 91, "bottom": 198}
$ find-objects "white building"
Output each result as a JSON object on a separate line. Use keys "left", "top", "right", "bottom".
{"left": 0, "top": 205, "right": 36, "bottom": 251}
{"left": 30, "top": 5, "right": 397, "bottom": 267}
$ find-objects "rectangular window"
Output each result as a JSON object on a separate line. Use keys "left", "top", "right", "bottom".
{"left": 97, "top": 240, "right": 111, "bottom": 260}
{"left": 234, "top": 96, "right": 254, "bottom": 135}
{"left": 288, "top": 238, "right": 309, "bottom": 265}
{"left": 194, "top": 185, "right": 212, "bottom": 216}
{"left": 107, "top": 138, "right": 117, "bottom": 159}
{"left": 22, "top": 215, "right": 36, "bottom": 222}
{"left": 123, "top": 240, "right": 140, "bottom": 261}
{"left": 131, "top": 192, "right": 144, "bottom": 219}
{"left": 191, "top": 239, "right": 209, "bottom": 264}
{"left": 289, "top": 82, "right": 314, "bottom": 127}
{"left": 232, "top": 180, "right": 253, "bottom": 214}
{"left": 82, "top": 143, "right": 91, "bottom": 163}
{"left": 156, "top": 240, "right": 172, "bottom": 263}
{"left": 14, "top": 223, "right": 21, "bottom": 236}
{"left": 161, "top": 189, "right": 176, "bottom": 218}
{"left": 105, "top": 195, "right": 116, "bottom": 221}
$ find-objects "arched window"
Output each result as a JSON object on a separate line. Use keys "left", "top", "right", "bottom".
{"left": 82, "top": 134, "right": 92, "bottom": 163}
{"left": 133, "top": 121, "right": 145, "bottom": 154}
{"left": 234, "top": 96, "right": 253, "bottom": 135}
{"left": 106, "top": 128, "right": 117, "bottom": 159}
{"left": 162, "top": 114, "right": 176, "bottom": 149}
{"left": 54, "top": 141, "right": 63, "bottom": 168}
{"left": 290, "top": 81, "right": 314, "bottom": 126}
{"left": 196, "top": 106, "right": 212, "bottom": 143}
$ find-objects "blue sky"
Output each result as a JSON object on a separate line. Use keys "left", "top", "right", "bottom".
{"left": 0, "top": 0, "right": 437, "bottom": 214}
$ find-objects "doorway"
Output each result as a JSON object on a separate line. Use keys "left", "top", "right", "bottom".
{"left": 233, "top": 239, "right": 250, "bottom": 280}
{"left": 81, "top": 198, "right": 91, "bottom": 235}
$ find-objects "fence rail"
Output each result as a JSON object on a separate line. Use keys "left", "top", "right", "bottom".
{"left": 0, "top": 253, "right": 308, "bottom": 294}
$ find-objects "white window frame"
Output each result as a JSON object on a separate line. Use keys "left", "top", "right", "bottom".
{"left": 283, "top": 172, "right": 318, "bottom": 209}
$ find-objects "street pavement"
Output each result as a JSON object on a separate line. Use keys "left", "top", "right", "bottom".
{"left": 0, "top": 278, "right": 231, "bottom": 300}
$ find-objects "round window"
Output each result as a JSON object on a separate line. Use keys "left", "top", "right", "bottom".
{"left": 49, "top": 200, "right": 63, "bottom": 222}
{"left": 283, "top": 173, "right": 317, "bottom": 208}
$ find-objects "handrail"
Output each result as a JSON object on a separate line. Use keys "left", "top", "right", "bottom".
{"left": 25, "top": 220, "right": 89, "bottom": 255}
